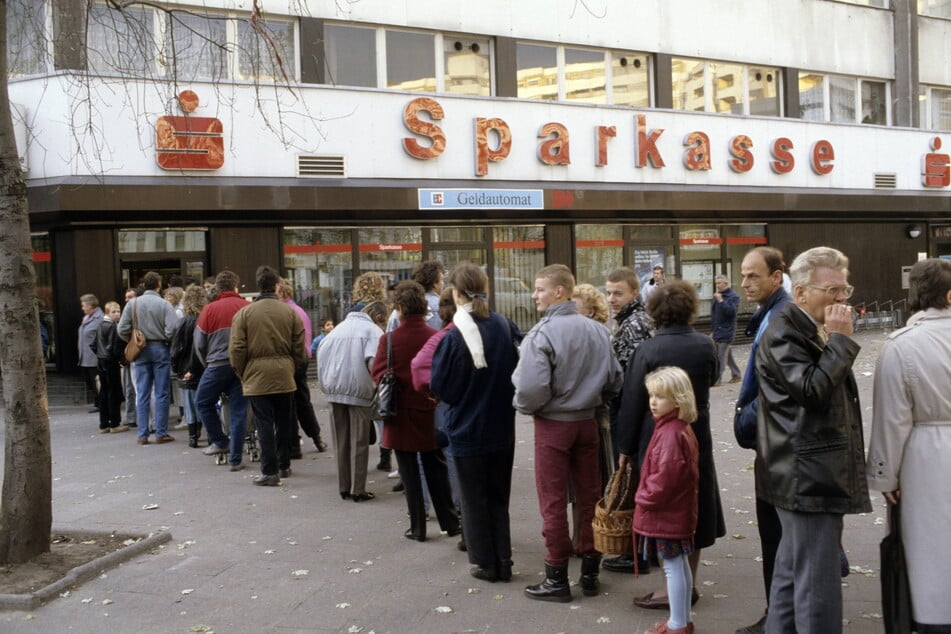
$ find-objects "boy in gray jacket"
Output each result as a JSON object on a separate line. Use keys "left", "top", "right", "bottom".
{"left": 513, "top": 264, "right": 622, "bottom": 603}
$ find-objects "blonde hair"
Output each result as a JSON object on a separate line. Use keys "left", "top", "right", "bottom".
{"left": 644, "top": 366, "right": 698, "bottom": 423}
{"left": 104, "top": 301, "right": 120, "bottom": 314}
{"left": 352, "top": 272, "right": 386, "bottom": 304}
{"left": 277, "top": 278, "right": 295, "bottom": 300}
{"left": 572, "top": 283, "right": 610, "bottom": 323}
{"left": 536, "top": 264, "right": 575, "bottom": 296}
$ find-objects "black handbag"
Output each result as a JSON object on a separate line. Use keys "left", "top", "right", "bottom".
{"left": 880, "top": 502, "right": 913, "bottom": 634}
{"left": 375, "top": 333, "right": 399, "bottom": 419}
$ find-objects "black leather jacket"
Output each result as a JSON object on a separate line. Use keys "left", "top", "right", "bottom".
{"left": 755, "top": 303, "right": 871, "bottom": 515}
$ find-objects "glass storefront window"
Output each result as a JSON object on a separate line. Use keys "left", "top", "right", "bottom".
{"left": 932, "top": 87, "right": 951, "bottom": 130}
{"left": 517, "top": 43, "right": 558, "bottom": 101}
{"left": 359, "top": 227, "right": 423, "bottom": 289}
{"left": 672, "top": 58, "right": 706, "bottom": 112}
{"left": 862, "top": 80, "right": 888, "bottom": 124}
{"left": 919, "top": 0, "right": 951, "bottom": 17}
{"left": 7, "top": 0, "right": 47, "bottom": 76}
{"left": 431, "top": 227, "right": 485, "bottom": 242}
{"left": 443, "top": 36, "right": 490, "bottom": 97}
{"left": 830, "top": 75, "right": 857, "bottom": 122}
{"left": 324, "top": 23, "right": 377, "bottom": 88}
{"left": 564, "top": 47, "right": 606, "bottom": 104}
{"left": 386, "top": 30, "right": 435, "bottom": 91}
{"left": 283, "top": 228, "right": 353, "bottom": 326}
{"left": 611, "top": 52, "right": 650, "bottom": 107}
{"left": 749, "top": 67, "right": 780, "bottom": 116}
{"left": 118, "top": 230, "right": 206, "bottom": 253}
{"left": 679, "top": 226, "right": 722, "bottom": 318}
{"left": 724, "top": 225, "right": 767, "bottom": 314}
{"left": 799, "top": 73, "right": 825, "bottom": 121}
{"left": 710, "top": 62, "right": 744, "bottom": 114}
{"left": 493, "top": 226, "right": 544, "bottom": 332}
{"left": 575, "top": 224, "right": 623, "bottom": 287}
{"left": 32, "top": 233, "right": 55, "bottom": 364}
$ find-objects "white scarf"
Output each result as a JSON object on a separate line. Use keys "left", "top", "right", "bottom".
{"left": 453, "top": 303, "right": 487, "bottom": 369}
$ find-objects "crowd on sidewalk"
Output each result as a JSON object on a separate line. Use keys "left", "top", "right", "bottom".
{"left": 74, "top": 252, "right": 951, "bottom": 634}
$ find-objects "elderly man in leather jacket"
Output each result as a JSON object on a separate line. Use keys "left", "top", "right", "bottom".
{"left": 755, "top": 246, "right": 871, "bottom": 634}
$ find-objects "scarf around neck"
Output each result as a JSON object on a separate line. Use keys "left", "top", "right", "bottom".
{"left": 452, "top": 303, "right": 487, "bottom": 369}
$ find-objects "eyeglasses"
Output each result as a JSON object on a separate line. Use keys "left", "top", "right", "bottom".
{"left": 806, "top": 284, "right": 854, "bottom": 299}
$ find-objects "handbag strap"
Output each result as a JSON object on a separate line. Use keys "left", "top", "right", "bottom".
{"left": 386, "top": 332, "right": 393, "bottom": 370}
{"left": 132, "top": 298, "right": 139, "bottom": 329}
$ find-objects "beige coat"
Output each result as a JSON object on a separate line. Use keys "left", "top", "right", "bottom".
{"left": 867, "top": 307, "right": 951, "bottom": 624}
{"left": 229, "top": 295, "right": 305, "bottom": 397}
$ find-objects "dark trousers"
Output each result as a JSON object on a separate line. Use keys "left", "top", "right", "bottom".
{"left": 757, "top": 495, "right": 782, "bottom": 605}
{"left": 394, "top": 448, "right": 459, "bottom": 540}
{"left": 81, "top": 366, "right": 99, "bottom": 405}
{"left": 291, "top": 361, "right": 321, "bottom": 444}
{"left": 97, "top": 360, "right": 123, "bottom": 428}
{"left": 455, "top": 446, "right": 515, "bottom": 568}
{"left": 248, "top": 393, "right": 293, "bottom": 476}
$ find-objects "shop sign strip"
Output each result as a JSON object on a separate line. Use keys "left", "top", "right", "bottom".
{"left": 576, "top": 239, "right": 625, "bottom": 248}
{"left": 284, "top": 244, "right": 351, "bottom": 254}
{"left": 357, "top": 243, "right": 424, "bottom": 253}
{"left": 725, "top": 237, "right": 769, "bottom": 245}
{"left": 418, "top": 188, "right": 544, "bottom": 210}
{"left": 492, "top": 240, "right": 546, "bottom": 249}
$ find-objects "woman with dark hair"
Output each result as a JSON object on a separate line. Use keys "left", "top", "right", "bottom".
{"left": 616, "top": 279, "right": 725, "bottom": 610}
{"left": 868, "top": 258, "right": 951, "bottom": 632}
{"left": 371, "top": 281, "right": 460, "bottom": 542}
{"left": 430, "top": 263, "right": 521, "bottom": 581}
{"left": 170, "top": 285, "right": 208, "bottom": 447}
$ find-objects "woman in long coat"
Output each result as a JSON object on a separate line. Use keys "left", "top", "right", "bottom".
{"left": 867, "top": 258, "right": 951, "bottom": 630}
{"left": 616, "top": 279, "right": 726, "bottom": 608}
{"left": 371, "top": 281, "right": 460, "bottom": 542}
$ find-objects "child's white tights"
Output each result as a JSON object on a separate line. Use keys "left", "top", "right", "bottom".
{"left": 661, "top": 553, "right": 693, "bottom": 629}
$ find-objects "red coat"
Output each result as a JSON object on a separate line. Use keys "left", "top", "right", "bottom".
{"left": 370, "top": 315, "right": 438, "bottom": 452}
{"left": 632, "top": 410, "right": 700, "bottom": 540}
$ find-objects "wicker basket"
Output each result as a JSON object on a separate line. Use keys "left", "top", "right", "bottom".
{"left": 592, "top": 464, "right": 635, "bottom": 555}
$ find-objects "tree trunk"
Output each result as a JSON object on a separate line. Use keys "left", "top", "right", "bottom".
{"left": 0, "top": 0, "right": 53, "bottom": 564}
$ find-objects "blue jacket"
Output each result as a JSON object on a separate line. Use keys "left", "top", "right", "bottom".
{"left": 710, "top": 287, "right": 739, "bottom": 343}
{"left": 430, "top": 312, "right": 520, "bottom": 457}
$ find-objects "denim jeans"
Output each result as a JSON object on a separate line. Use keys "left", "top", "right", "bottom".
{"left": 196, "top": 364, "right": 249, "bottom": 466}
{"left": 132, "top": 342, "right": 171, "bottom": 438}
{"left": 182, "top": 388, "right": 199, "bottom": 425}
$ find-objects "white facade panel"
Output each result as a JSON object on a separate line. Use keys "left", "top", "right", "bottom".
{"left": 918, "top": 16, "right": 951, "bottom": 86}
{"left": 12, "top": 75, "right": 947, "bottom": 194}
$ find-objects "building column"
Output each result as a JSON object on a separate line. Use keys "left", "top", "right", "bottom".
{"left": 892, "top": 0, "right": 920, "bottom": 128}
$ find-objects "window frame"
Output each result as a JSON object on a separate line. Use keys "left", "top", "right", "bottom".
{"left": 798, "top": 71, "right": 892, "bottom": 125}
{"left": 672, "top": 57, "right": 782, "bottom": 116}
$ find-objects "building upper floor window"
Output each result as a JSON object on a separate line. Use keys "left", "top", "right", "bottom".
{"left": 833, "top": 0, "right": 888, "bottom": 7}
{"left": 516, "top": 41, "right": 651, "bottom": 107}
{"left": 322, "top": 23, "right": 491, "bottom": 96}
{"left": 919, "top": 0, "right": 951, "bottom": 18}
{"left": 920, "top": 85, "right": 951, "bottom": 130}
{"left": 799, "top": 72, "right": 890, "bottom": 124}
{"left": 672, "top": 57, "right": 781, "bottom": 116}
{"left": 7, "top": 0, "right": 48, "bottom": 77}
{"left": 86, "top": 3, "right": 297, "bottom": 83}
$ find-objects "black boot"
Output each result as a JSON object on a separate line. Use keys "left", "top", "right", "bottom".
{"left": 377, "top": 447, "right": 392, "bottom": 471}
{"left": 497, "top": 558, "right": 513, "bottom": 582}
{"left": 524, "top": 563, "right": 571, "bottom": 603}
{"left": 187, "top": 423, "right": 201, "bottom": 448}
{"left": 580, "top": 554, "right": 601, "bottom": 596}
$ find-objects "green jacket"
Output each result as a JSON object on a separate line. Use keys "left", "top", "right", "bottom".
{"left": 229, "top": 294, "right": 305, "bottom": 397}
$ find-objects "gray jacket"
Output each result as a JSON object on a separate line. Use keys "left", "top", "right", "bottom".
{"left": 117, "top": 291, "right": 178, "bottom": 344}
{"left": 512, "top": 300, "right": 622, "bottom": 421}
{"left": 317, "top": 311, "right": 382, "bottom": 407}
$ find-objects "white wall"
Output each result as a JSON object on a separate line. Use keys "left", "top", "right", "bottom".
{"left": 918, "top": 16, "right": 951, "bottom": 86}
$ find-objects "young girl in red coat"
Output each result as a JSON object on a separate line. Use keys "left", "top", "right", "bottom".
{"left": 634, "top": 366, "right": 700, "bottom": 634}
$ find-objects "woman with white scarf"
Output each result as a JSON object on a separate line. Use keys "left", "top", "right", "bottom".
{"left": 430, "top": 263, "right": 522, "bottom": 583}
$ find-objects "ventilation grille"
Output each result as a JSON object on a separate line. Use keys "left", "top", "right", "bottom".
{"left": 873, "top": 173, "right": 897, "bottom": 189}
{"left": 297, "top": 155, "right": 346, "bottom": 178}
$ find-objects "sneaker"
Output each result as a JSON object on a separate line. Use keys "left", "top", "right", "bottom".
{"left": 99, "top": 428, "right": 111, "bottom": 434}
{"left": 155, "top": 435, "right": 175, "bottom": 444}
{"left": 729, "top": 377, "right": 742, "bottom": 384}
{"left": 110, "top": 426, "right": 129, "bottom": 433}
{"left": 202, "top": 443, "right": 227, "bottom": 455}
{"left": 387, "top": 470, "right": 400, "bottom": 479}
{"left": 229, "top": 463, "right": 245, "bottom": 472}
{"left": 136, "top": 437, "right": 149, "bottom": 445}
{"left": 253, "top": 474, "right": 281, "bottom": 486}
{"left": 174, "top": 422, "right": 189, "bottom": 430}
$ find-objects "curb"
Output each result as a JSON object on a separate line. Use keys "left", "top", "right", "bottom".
{"left": 0, "top": 528, "right": 173, "bottom": 611}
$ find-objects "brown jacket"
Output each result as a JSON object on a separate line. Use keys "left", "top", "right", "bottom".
{"left": 229, "top": 294, "right": 305, "bottom": 397}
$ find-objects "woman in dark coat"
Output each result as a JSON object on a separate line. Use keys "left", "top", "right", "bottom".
{"left": 371, "top": 281, "right": 460, "bottom": 542}
{"left": 170, "top": 285, "right": 208, "bottom": 448}
{"left": 617, "top": 279, "right": 725, "bottom": 608}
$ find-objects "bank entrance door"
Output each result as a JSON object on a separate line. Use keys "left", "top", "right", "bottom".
{"left": 117, "top": 229, "right": 208, "bottom": 290}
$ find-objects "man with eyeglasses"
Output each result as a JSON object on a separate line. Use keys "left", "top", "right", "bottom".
{"left": 754, "top": 246, "right": 871, "bottom": 634}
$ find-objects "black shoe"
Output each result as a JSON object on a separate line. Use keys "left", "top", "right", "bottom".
{"left": 445, "top": 525, "right": 462, "bottom": 538}
{"left": 340, "top": 492, "right": 351, "bottom": 500}
{"left": 253, "top": 474, "right": 281, "bottom": 486}
{"left": 580, "top": 554, "right": 602, "bottom": 596}
{"left": 280, "top": 468, "right": 292, "bottom": 478}
{"left": 497, "top": 559, "right": 513, "bottom": 582}
{"left": 315, "top": 438, "right": 328, "bottom": 453}
{"left": 602, "top": 553, "right": 643, "bottom": 574}
{"left": 524, "top": 563, "right": 571, "bottom": 603}
{"left": 457, "top": 538, "right": 468, "bottom": 552}
{"left": 352, "top": 492, "right": 375, "bottom": 502}
{"left": 392, "top": 481, "right": 404, "bottom": 493}
{"left": 403, "top": 529, "right": 425, "bottom": 542}
{"left": 470, "top": 565, "right": 499, "bottom": 582}
{"left": 736, "top": 613, "right": 767, "bottom": 634}
{"left": 88, "top": 406, "right": 100, "bottom": 413}
{"left": 289, "top": 450, "right": 303, "bottom": 460}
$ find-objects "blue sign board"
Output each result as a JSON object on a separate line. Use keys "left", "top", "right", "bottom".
{"left": 418, "top": 188, "right": 544, "bottom": 210}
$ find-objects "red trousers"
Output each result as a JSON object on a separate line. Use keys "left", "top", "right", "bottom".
{"left": 533, "top": 416, "right": 601, "bottom": 566}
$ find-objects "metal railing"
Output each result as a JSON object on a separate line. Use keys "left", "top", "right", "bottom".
{"left": 853, "top": 299, "right": 906, "bottom": 331}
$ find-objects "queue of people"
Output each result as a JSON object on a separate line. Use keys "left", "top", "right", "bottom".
{"left": 73, "top": 250, "right": 950, "bottom": 634}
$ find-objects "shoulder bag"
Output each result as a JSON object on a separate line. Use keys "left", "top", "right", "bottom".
{"left": 123, "top": 300, "right": 147, "bottom": 363}
{"left": 375, "top": 332, "right": 399, "bottom": 419}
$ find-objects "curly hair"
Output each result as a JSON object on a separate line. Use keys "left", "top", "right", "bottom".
{"left": 572, "top": 283, "right": 610, "bottom": 324}
{"left": 353, "top": 272, "right": 386, "bottom": 304}
{"left": 647, "top": 279, "right": 698, "bottom": 327}
{"left": 413, "top": 260, "right": 444, "bottom": 292}
{"left": 181, "top": 285, "right": 208, "bottom": 316}
{"left": 393, "top": 280, "right": 427, "bottom": 317}
{"left": 163, "top": 286, "right": 184, "bottom": 306}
